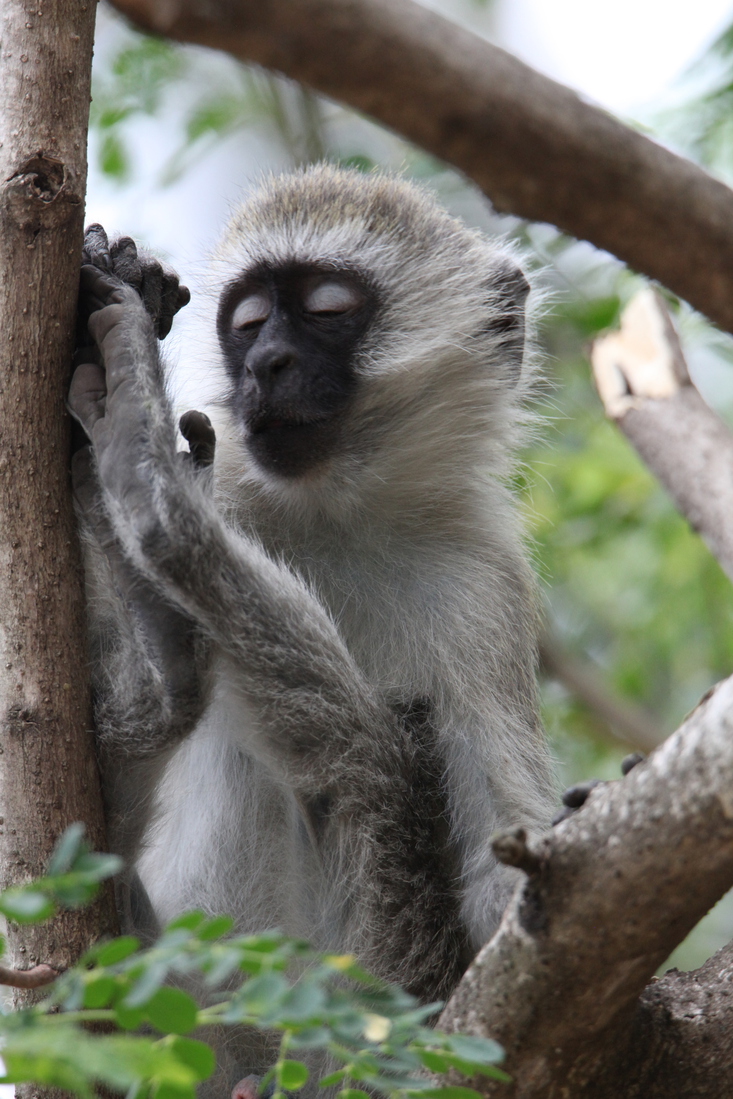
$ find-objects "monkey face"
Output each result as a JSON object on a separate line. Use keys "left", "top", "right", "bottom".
{"left": 217, "top": 261, "right": 377, "bottom": 478}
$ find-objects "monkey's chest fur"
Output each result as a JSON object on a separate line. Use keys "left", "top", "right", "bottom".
{"left": 135, "top": 652, "right": 472, "bottom": 1003}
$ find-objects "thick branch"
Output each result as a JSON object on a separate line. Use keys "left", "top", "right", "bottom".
{"left": 108, "top": 0, "right": 733, "bottom": 333}
{"left": 592, "top": 941, "right": 733, "bottom": 1097}
{"left": 439, "top": 675, "right": 733, "bottom": 1097}
{"left": 593, "top": 291, "right": 733, "bottom": 583}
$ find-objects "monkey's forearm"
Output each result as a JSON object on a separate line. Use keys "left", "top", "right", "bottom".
{"left": 73, "top": 287, "right": 398, "bottom": 789}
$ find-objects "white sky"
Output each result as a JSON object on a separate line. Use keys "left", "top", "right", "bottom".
{"left": 496, "top": 0, "right": 733, "bottom": 115}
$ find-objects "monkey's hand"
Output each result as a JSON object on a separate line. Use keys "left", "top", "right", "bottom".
{"left": 552, "top": 752, "right": 645, "bottom": 825}
{"left": 80, "top": 223, "right": 190, "bottom": 340}
{"left": 70, "top": 259, "right": 215, "bottom": 477}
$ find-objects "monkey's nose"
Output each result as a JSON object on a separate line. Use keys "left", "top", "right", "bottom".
{"left": 246, "top": 344, "right": 297, "bottom": 389}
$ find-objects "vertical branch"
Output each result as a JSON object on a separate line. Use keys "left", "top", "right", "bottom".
{"left": 0, "top": 0, "right": 116, "bottom": 1000}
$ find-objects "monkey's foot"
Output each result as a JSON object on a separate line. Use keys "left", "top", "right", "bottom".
{"left": 231, "top": 1075, "right": 263, "bottom": 1099}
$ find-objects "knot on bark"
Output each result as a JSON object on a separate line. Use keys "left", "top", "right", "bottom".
{"left": 492, "top": 826, "right": 543, "bottom": 875}
{"left": 5, "top": 155, "right": 81, "bottom": 230}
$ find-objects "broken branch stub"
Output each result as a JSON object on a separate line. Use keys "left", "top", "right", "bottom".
{"left": 592, "top": 291, "right": 733, "bottom": 583}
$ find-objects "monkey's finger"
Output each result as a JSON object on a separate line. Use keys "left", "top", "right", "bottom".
{"left": 561, "top": 779, "right": 601, "bottom": 809}
{"left": 68, "top": 362, "right": 107, "bottom": 434}
{"left": 71, "top": 446, "right": 99, "bottom": 513}
{"left": 158, "top": 270, "right": 190, "bottom": 339}
{"left": 82, "top": 223, "right": 111, "bottom": 269}
{"left": 139, "top": 256, "right": 164, "bottom": 330}
{"left": 109, "top": 236, "right": 143, "bottom": 291}
{"left": 80, "top": 264, "right": 126, "bottom": 316}
{"left": 180, "top": 410, "right": 216, "bottom": 468}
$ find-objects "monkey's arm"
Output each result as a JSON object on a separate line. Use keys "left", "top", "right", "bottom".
{"left": 72, "top": 232, "right": 215, "bottom": 850}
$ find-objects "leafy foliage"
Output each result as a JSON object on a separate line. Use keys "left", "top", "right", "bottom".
{"left": 0, "top": 829, "right": 507, "bottom": 1098}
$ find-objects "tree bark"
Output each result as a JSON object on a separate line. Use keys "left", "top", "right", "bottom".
{"left": 108, "top": 0, "right": 733, "bottom": 335}
{"left": 0, "top": 0, "right": 116, "bottom": 1012}
{"left": 440, "top": 675, "right": 733, "bottom": 1097}
{"left": 592, "top": 290, "right": 733, "bottom": 584}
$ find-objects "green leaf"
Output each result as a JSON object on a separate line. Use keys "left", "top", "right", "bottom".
{"left": 318, "top": 1070, "right": 347, "bottom": 1087}
{"left": 197, "top": 915, "right": 235, "bottom": 940}
{"left": 146, "top": 987, "right": 199, "bottom": 1035}
{"left": 152, "top": 1083, "right": 196, "bottom": 1099}
{"left": 166, "top": 912, "right": 205, "bottom": 932}
{"left": 278, "top": 1061, "right": 309, "bottom": 1090}
{"left": 162, "top": 1036, "right": 215, "bottom": 1080}
{"left": 115, "top": 1002, "right": 147, "bottom": 1031}
{"left": 287, "top": 1027, "right": 330, "bottom": 1048}
{"left": 100, "top": 133, "right": 129, "bottom": 180}
{"left": 97, "top": 936, "right": 141, "bottom": 966}
{"left": 279, "top": 980, "right": 326, "bottom": 1022}
{"left": 126, "top": 961, "right": 170, "bottom": 1007}
{"left": 84, "top": 974, "right": 117, "bottom": 1009}
{"left": 237, "top": 972, "right": 289, "bottom": 1014}
{"left": 74, "top": 852, "right": 124, "bottom": 879}
{"left": 0, "top": 889, "right": 54, "bottom": 923}
{"left": 442, "top": 1035, "right": 504, "bottom": 1063}
{"left": 339, "top": 1091, "right": 371, "bottom": 1099}
{"left": 47, "top": 823, "right": 87, "bottom": 875}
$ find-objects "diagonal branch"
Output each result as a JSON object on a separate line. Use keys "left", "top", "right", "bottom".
{"left": 592, "top": 290, "right": 733, "bottom": 583}
{"left": 540, "top": 633, "right": 665, "bottom": 753}
{"left": 439, "top": 674, "right": 733, "bottom": 1097}
{"left": 108, "top": 0, "right": 733, "bottom": 334}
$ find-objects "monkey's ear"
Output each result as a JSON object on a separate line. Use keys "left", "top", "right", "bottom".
{"left": 483, "top": 260, "right": 530, "bottom": 386}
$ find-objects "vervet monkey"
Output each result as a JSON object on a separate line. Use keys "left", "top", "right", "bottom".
{"left": 70, "top": 166, "right": 556, "bottom": 1088}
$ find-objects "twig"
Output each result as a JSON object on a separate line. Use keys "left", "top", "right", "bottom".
{"left": 0, "top": 963, "right": 59, "bottom": 989}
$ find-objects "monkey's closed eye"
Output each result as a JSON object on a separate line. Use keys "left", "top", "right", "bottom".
{"left": 303, "top": 280, "right": 364, "bottom": 315}
{"left": 232, "top": 293, "right": 271, "bottom": 330}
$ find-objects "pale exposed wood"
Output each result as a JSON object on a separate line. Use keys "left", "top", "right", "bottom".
{"left": 0, "top": 0, "right": 117, "bottom": 1027}
{"left": 440, "top": 676, "right": 733, "bottom": 1097}
{"left": 592, "top": 292, "right": 733, "bottom": 583}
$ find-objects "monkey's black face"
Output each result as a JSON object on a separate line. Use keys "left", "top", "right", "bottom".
{"left": 217, "top": 262, "right": 377, "bottom": 478}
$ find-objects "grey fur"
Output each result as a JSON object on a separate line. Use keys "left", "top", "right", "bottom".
{"left": 72, "top": 167, "right": 556, "bottom": 1088}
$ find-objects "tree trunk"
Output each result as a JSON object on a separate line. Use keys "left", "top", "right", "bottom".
{"left": 0, "top": 0, "right": 116, "bottom": 1024}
